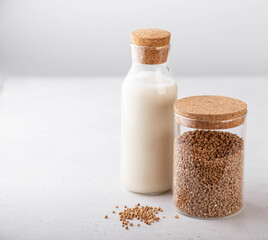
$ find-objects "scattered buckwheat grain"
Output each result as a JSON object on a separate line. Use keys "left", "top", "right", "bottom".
{"left": 118, "top": 204, "right": 163, "bottom": 229}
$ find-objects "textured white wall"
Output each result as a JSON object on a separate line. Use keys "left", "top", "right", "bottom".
{"left": 0, "top": 0, "right": 267, "bottom": 76}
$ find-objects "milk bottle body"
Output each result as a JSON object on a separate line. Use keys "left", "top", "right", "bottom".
{"left": 121, "top": 43, "right": 177, "bottom": 194}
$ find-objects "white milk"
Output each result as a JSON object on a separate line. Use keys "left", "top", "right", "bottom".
{"left": 121, "top": 71, "right": 177, "bottom": 194}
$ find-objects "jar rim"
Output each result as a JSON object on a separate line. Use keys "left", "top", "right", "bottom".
{"left": 174, "top": 111, "right": 248, "bottom": 121}
{"left": 174, "top": 111, "right": 247, "bottom": 129}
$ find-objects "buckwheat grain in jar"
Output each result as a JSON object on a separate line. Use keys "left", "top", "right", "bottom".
{"left": 173, "top": 95, "right": 247, "bottom": 218}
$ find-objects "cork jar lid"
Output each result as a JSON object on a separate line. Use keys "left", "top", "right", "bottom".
{"left": 174, "top": 95, "right": 247, "bottom": 129}
{"left": 131, "top": 29, "right": 171, "bottom": 47}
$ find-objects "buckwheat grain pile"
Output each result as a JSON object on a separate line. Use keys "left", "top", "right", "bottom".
{"left": 105, "top": 204, "right": 179, "bottom": 230}
{"left": 173, "top": 130, "right": 244, "bottom": 218}
{"left": 119, "top": 204, "right": 162, "bottom": 229}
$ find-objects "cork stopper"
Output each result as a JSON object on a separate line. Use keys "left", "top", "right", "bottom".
{"left": 131, "top": 29, "right": 171, "bottom": 65}
{"left": 174, "top": 95, "right": 247, "bottom": 129}
{"left": 131, "top": 29, "right": 171, "bottom": 47}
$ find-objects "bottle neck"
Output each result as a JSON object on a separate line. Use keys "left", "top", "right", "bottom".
{"left": 130, "top": 44, "right": 170, "bottom": 65}
{"left": 128, "top": 46, "right": 173, "bottom": 80}
{"left": 130, "top": 61, "right": 170, "bottom": 73}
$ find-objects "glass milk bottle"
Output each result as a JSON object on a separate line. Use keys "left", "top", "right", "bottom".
{"left": 121, "top": 29, "right": 177, "bottom": 194}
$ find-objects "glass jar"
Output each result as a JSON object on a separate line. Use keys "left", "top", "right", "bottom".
{"left": 121, "top": 29, "right": 177, "bottom": 194}
{"left": 173, "top": 95, "right": 247, "bottom": 218}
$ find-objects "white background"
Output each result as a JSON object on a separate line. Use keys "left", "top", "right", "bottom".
{"left": 0, "top": 0, "right": 268, "bottom": 76}
{"left": 0, "top": 1, "right": 268, "bottom": 240}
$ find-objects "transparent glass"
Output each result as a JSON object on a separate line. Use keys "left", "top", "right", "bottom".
{"left": 121, "top": 44, "right": 178, "bottom": 194}
{"left": 173, "top": 114, "right": 247, "bottom": 218}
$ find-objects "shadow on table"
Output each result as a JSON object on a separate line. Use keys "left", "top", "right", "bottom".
{"left": 230, "top": 201, "right": 268, "bottom": 222}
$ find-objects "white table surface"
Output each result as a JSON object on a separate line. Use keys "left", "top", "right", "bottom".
{"left": 0, "top": 76, "right": 267, "bottom": 240}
